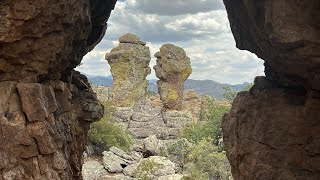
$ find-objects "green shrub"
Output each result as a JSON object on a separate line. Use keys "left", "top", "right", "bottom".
{"left": 164, "top": 139, "right": 191, "bottom": 172}
{"left": 183, "top": 139, "right": 232, "bottom": 180}
{"left": 181, "top": 104, "right": 230, "bottom": 146}
{"left": 88, "top": 101, "right": 133, "bottom": 153}
{"left": 223, "top": 87, "right": 237, "bottom": 102}
{"left": 133, "top": 159, "right": 159, "bottom": 180}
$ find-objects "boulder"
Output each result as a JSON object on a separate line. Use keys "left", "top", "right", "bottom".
{"left": 143, "top": 135, "right": 167, "bottom": 156}
{"left": 102, "top": 147, "right": 142, "bottom": 173}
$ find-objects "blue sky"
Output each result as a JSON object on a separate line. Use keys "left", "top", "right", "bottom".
{"left": 77, "top": 0, "right": 264, "bottom": 84}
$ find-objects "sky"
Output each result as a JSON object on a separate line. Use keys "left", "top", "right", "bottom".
{"left": 76, "top": 0, "right": 265, "bottom": 85}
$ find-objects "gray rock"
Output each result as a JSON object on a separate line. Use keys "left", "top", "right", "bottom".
{"left": 99, "top": 173, "right": 134, "bottom": 180}
{"left": 82, "top": 159, "right": 105, "bottom": 180}
{"left": 143, "top": 135, "right": 167, "bottom": 156}
{"left": 113, "top": 107, "right": 133, "bottom": 122}
{"left": 123, "top": 160, "right": 141, "bottom": 177}
{"left": 119, "top": 33, "right": 141, "bottom": 44}
{"left": 102, "top": 151, "right": 126, "bottom": 173}
{"left": 156, "top": 174, "right": 183, "bottom": 180}
{"left": 109, "top": 146, "right": 142, "bottom": 161}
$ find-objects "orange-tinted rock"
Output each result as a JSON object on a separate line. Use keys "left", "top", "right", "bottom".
{"left": 0, "top": 78, "right": 104, "bottom": 179}
{"left": 0, "top": 0, "right": 116, "bottom": 179}
{"left": 223, "top": 0, "right": 320, "bottom": 179}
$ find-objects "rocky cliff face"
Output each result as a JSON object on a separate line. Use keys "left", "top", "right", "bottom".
{"left": 0, "top": 0, "right": 116, "bottom": 179}
{"left": 106, "top": 33, "right": 151, "bottom": 107}
{"left": 222, "top": 0, "right": 320, "bottom": 179}
{"left": 154, "top": 44, "right": 192, "bottom": 110}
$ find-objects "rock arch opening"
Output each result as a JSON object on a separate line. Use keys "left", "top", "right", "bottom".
{"left": 0, "top": 0, "right": 319, "bottom": 179}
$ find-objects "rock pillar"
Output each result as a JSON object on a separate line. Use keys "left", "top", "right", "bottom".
{"left": 106, "top": 33, "right": 151, "bottom": 107}
{"left": 153, "top": 44, "right": 192, "bottom": 110}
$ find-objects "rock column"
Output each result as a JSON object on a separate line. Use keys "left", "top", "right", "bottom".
{"left": 154, "top": 44, "right": 192, "bottom": 110}
{"left": 106, "top": 33, "right": 151, "bottom": 107}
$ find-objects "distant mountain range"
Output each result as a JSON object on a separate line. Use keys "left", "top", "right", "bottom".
{"left": 86, "top": 74, "right": 250, "bottom": 99}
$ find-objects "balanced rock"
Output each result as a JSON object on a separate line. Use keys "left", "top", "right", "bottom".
{"left": 106, "top": 33, "right": 151, "bottom": 107}
{"left": 154, "top": 44, "right": 192, "bottom": 110}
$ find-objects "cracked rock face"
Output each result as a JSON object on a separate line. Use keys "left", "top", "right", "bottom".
{"left": 222, "top": 0, "right": 320, "bottom": 179}
{"left": 0, "top": 0, "right": 116, "bottom": 179}
{"left": 154, "top": 44, "right": 192, "bottom": 110}
{"left": 106, "top": 33, "right": 151, "bottom": 107}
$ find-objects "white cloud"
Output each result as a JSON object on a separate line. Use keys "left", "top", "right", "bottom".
{"left": 79, "top": 0, "right": 265, "bottom": 85}
{"left": 126, "top": 0, "right": 225, "bottom": 15}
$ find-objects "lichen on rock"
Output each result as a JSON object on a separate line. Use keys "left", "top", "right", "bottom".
{"left": 106, "top": 33, "right": 151, "bottom": 107}
{"left": 154, "top": 44, "right": 192, "bottom": 110}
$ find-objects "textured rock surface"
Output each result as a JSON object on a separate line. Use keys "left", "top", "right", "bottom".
{"left": 92, "top": 85, "right": 112, "bottom": 101}
{"left": 106, "top": 33, "right": 151, "bottom": 107}
{"left": 102, "top": 147, "right": 142, "bottom": 173}
{"left": 0, "top": 0, "right": 116, "bottom": 179}
{"left": 154, "top": 44, "right": 192, "bottom": 110}
{"left": 0, "top": 77, "right": 103, "bottom": 179}
{"left": 82, "top": 159, "right": 105, "bottom": 180}
{"left": 223, "top": 0, "right": 320, "bottom": 179}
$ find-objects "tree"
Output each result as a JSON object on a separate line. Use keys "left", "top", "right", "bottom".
{"left": 88, "top": 101, "right": 133, "bottom": 153}
{"left": 223, "top": 87, "right": 237, "bottom": 102}
{"left": 243, "top": 83, "right": 253, "bottom": 91}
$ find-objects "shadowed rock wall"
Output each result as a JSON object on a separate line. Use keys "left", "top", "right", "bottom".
{"left": 222, "top": 0, "right": 320, "bottom": 179}
{"left": 0, "top": 0, "right": 117, "bottom": 179}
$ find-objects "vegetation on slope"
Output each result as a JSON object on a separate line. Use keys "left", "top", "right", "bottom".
{"left": 88, "top": 101, "right": 133, "bottom": 153}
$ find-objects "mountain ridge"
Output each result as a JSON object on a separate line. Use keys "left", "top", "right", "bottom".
{"left": 86, "top": 74, "right": 250, "bottom": 99}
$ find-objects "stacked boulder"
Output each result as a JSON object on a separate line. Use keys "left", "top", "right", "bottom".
{"left": 105, "top": 33, "right": 151, "bottom": 107}
{"left": 154, "top": 44, "right": 192, "bottom": 110}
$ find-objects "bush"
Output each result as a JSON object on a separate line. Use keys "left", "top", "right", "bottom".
{"left": 162, "top": 139, "right": 191, "bottom": 172}
{"left": 181, "top": 104, "right": 230, "bottom": 147}
{"left": 133, "top": 159, "right": 159, "bottom": 180}
{"left": 88, "top": 101, "right": 133, "bottom": 153}
{"left": 183, "top": 139, "right": 232, "bottom": 180}
{"left": 223, "top": 87, "right": 237, "bottom": 102}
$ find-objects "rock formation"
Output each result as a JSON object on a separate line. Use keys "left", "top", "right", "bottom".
{"left": 82, "top": 146, "right": 181, "bottom": 180}
{"left": 0, "top": 0, "right": 117, "bottom": 179}
{"left": 92, "top": 85, "right": 112, "bottom": 101}
{"left": 222, "top": 0, "right": 320, "bottom": 179}
{"left": 154, "top": 44, "right": 192, "bottom": 110}
{"left": 106, "top": 33, "right": 151, "bottom": 107}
